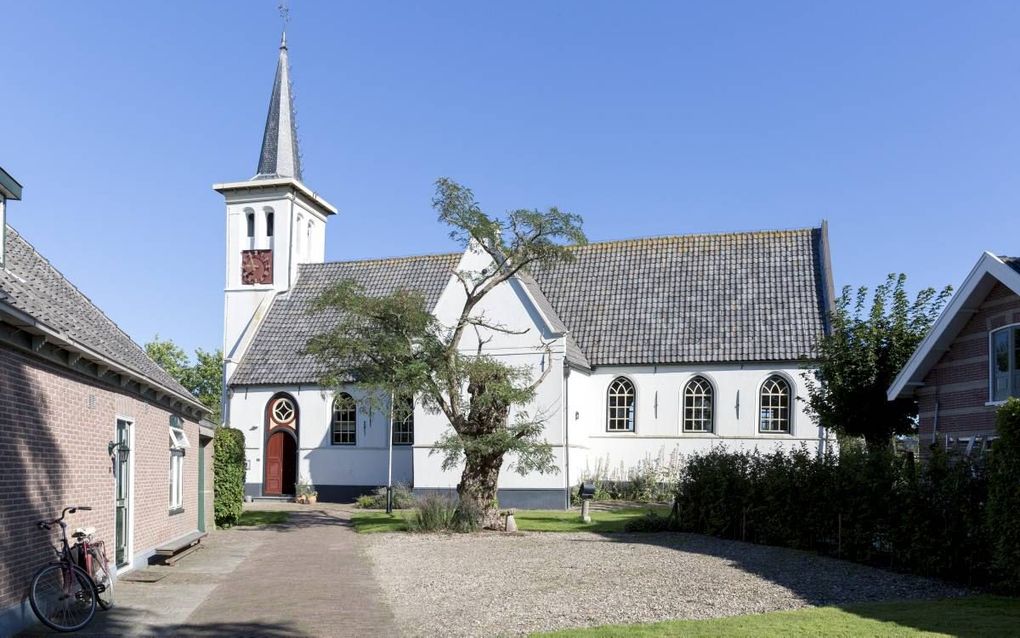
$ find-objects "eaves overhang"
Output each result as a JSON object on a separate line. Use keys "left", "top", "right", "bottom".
{"left": 0, "top": 300, "right": 210, "bottom": 418}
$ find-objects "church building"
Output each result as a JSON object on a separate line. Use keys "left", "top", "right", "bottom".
{"left": 219, "top": 36, "right": 836, "bottom": 509}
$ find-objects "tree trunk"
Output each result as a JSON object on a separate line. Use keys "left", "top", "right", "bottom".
{"left": 457, "top": 451, "right": 503, "bottom": 529}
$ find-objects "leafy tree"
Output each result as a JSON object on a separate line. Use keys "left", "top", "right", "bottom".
{"left": 988, "top": 398, "right": 1020, "bottom": 590}
{"left": 804, "top": 274, "right": 951, "bottom": 449}
{"left": 145, "top": 337, "right": 223, "bottom": 423}
{"left": 307, "top": 178, "right": 586, "bottom": 526}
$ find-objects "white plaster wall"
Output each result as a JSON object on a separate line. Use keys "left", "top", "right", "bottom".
{"left": 564, "top": 363, "right": 827, "bottom": 485}
{"left": 412, "top": 245, "right": 568, "bottom": 493}
{"left": 221, "top": 185, "right": 329, "bottom": 386}
{"left": 227, "top": 384, "right": 412, "bottom": 492}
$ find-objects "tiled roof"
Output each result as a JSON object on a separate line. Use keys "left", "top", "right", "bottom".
{"left": 1002, "top": 256, "right": 1020, "bottom": 275}
{"left": 230, "top": 253, "right": 462, "bottom": 385}
{"left": 231, "top": 227, "right": 830, "bottom": 385}
{"left": 530, "top": 228, "right": 829, "bottom": 366}
{"left": 0, "top": 226, "right": 194, "bottom": 399}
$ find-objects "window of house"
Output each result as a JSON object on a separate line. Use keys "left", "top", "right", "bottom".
{"left": 991, "top": 326, "right": 1020, "bottom": 402}
{"left": 606, "top": 377, "right": 636, "bottom": 432}
{"left": 169, "top": 416, "right": 189, "bottom": 512}
{"left": 759, "top": 375, "right": 792, "bottom": 433}
{"left": 332, "top": 393, "right": 357, "bottom": 445}
{"left": 683, "top": 376, "right": 714, "bottom": 433}
{"left": 245, "top": 211, "right": 255, "bottom": 238}
{"left": 392, "top": 395, "right": 414, "bottom": 445}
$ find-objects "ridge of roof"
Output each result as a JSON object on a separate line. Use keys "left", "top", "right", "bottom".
{"left": 305, "top": 226, "right": 822, "bottom": 269}
{"left": 574, "top": 225, "right": 819, "bottom": 249}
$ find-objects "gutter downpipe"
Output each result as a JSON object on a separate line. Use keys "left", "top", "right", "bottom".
{"left": 563, "top": 364, "right": 571, "bottom": 510}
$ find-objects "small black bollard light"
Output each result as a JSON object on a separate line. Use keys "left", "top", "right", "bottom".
{"left": 578, "top": 481, "right": 596, "bottom": 523}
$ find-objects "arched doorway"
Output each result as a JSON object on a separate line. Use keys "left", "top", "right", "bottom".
{"left": 264, "top": 430, "right": 297, "bottom": 495}
{"left": 264, "top": 393, "right": 299, "bottom": 496}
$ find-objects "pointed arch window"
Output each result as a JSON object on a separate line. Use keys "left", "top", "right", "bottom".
{"left": 683, "top": 376, "right": 714, "bottom": 433}
{"left": 332, "top": 393, "right": 357, "bottom": 445}
{"left": 606, "top": 377, "right": 636, "bottom": 432}
{"left": 759, "top": 375, "right": 792, "bottom": 433}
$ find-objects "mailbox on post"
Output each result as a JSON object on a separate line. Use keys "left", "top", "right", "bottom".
{"left": 578, "top": 481, "right": 596, "bottom": 522}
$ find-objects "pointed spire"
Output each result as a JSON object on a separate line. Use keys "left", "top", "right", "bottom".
{"left": 254, "top": 31, "right": 302, "bottom": 181}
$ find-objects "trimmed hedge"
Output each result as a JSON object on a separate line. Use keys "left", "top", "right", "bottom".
{"left": 214, "top": 426, "right": 246, "bottom": 528}
{"left": 675, "top": 443, "right": 991, "bottom": 586}
{"left": 989, "top": 398, "right": 1020, "bottom": 589}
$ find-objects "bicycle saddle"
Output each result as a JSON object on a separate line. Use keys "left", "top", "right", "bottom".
{"left": 72, "top": 526, "right": 96, "bottom": 538}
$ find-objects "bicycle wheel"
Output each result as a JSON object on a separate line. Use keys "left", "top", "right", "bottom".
{"left": 88, "top": 546, "right": 114, "bottom": 610}
{"left": 29, "top": 562, "right": 97, "bottom": 632}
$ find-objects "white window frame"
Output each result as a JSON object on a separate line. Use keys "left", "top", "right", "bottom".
{"left": 989, "top": 324, "right": 1020, "bottom": 403}
{"left": 758, "top": 374, "right": 793, "bottom": 434}
{"left": 332, "top": 393, "right": 357, "bottom": 446}
{"left": 169, "top": 417, "right": 189, "bottom": 512}
{"left": 606, "top": 376, "right": 636, "bottom": 432}
{"left": 682, "top": 375, "right": 715, "bottom": 433}
{"left": 392, "top": 395, "right": 414, "bottom": 446}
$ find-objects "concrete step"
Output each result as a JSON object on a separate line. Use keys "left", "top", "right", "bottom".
{"left": 252, "top": 495, "right": 294, "bottom": 502}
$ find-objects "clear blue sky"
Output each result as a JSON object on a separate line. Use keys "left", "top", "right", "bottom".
{"left": 2, "top": 2, "right": 1017, "bottom": 356}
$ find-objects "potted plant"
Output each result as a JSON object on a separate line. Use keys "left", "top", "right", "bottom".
{"left": 295, "top": 476, "right": 318, "bottom": 504}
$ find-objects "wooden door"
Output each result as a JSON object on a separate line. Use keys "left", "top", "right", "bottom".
{"left": 265, "top": 431, "right": 285, "bottom": 495}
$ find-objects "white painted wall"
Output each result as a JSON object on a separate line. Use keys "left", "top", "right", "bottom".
{"left": 412, "top": 244, "right": 569, "bottom": 494}
{"left": 220, "top": 184, "right": 330, "bottom": 386}
{"left": 565, "top": 363, "right": 826, "bottom": 485}
{"left": 228, "top": 384, "right": 412, "bottom": 492}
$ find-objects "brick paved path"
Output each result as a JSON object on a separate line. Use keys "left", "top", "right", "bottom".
{"left": 20, "top": 503, "right": 397, "bottom": 637}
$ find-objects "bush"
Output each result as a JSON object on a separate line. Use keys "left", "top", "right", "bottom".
{"left": 406, "top": 493, "right": 482, "bottom": 533}
{"left": 213, "top": 426, "right": 246, "bottom": 528}
{"left": 674, "top": 442, "right": 992, "bottom": 586}
{"left": 354, "top": 483, "right": 416, "bottom": 509}
{"left": 989, "top": 398, "right": 1020, "bottom": 590}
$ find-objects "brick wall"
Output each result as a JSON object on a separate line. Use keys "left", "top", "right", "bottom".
{"left": 916, "top": 282, "right": 1020, "bottom": 447}
{"left": 0, "top": 345, "right": 201, "bottom": 612}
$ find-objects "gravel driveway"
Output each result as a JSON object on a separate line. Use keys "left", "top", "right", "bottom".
{"left": 362, "top": 531, "right": 966, "bottom": 637}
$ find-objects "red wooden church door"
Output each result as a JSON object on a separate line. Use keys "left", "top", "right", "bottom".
{"left": 264, "top": 431, "right": 296, "bottom": 495}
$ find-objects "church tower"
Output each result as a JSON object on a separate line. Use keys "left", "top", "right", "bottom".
{"left": 214, "top": 32, "right": 337, "bottom": 389}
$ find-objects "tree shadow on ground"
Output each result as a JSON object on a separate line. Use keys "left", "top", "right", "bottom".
{"left": 19, "top": 605, "right": 305, "bottom": 637}
{"left": 589, "top": 527, "right": 1003, "bottom": 637}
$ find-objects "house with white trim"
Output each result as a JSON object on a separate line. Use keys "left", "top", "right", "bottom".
{"left": 889, "top": 253, "right": 1020, "bottom": 454}
{"left": 220, "top": 35, "right": 836, "bottom": 509}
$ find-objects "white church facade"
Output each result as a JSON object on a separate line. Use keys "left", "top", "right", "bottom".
{"left": 218, "top": 36, "right": 836, "bottom": 509}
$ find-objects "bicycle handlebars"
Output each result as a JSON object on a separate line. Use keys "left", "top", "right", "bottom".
{"left": 35, "top": 505, "right": 92, "bottom": 530}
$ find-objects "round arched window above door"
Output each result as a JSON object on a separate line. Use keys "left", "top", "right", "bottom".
{"left": 270, "top": 396, "right": 296, "bottom": 426}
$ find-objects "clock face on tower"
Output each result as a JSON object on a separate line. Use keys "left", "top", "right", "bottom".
{"left": 241, "top": 249, "right": 273, "bottom": 285}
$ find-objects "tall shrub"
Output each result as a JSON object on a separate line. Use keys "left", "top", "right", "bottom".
{"left": 213, "top": 426, "right": 246, "bottom": 527}
{"left": 989, "top": 398, "right": 1020, "bottom": 590}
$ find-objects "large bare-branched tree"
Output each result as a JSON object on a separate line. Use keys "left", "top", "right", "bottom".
{"left": 307, "top": 178, "right": 586, "bottom": 526}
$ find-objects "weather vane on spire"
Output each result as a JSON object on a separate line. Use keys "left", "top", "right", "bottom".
{"left": 278, "top": 1, "right": 290, "bottom": 48}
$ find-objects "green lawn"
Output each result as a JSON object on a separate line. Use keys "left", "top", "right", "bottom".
{"left": 350, "top": 506, "right": 669, "bottom": 534}
{"left": 236, "top": 510, "right": 290, "bottom": 526}
{"left": 537, "top": 596, "right": 1020, "bottom": 637}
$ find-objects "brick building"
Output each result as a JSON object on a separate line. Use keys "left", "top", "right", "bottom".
{"left": 0, "top": 165, "right": 213, "bottom": 635}
{"left": 889, "top": 252, "right": 1020, "bottom": 453}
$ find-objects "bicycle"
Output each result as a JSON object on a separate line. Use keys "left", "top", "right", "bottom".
{"left": 71, "top": 524, "right": 114, "bottom": 611}
{"left": 28, "top": 506, "right": 112, "bottom": 632}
